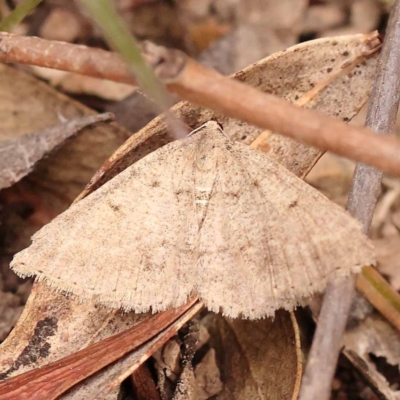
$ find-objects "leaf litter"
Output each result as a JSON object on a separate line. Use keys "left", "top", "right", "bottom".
{"left": 0, "top": 7, "right": 388, "bottom": 398}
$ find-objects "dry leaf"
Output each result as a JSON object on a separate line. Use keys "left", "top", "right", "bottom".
{"left": 344, "top": 313, "right": 400, "bottom": 399}
{"left": 0, "top": 64, "right": 131, "bottom": 210}
{"left": 253, "top": 32, "right": 380, "bottom": 177}
{"left": 204, "top": 310, "right": 301, "bottom": 399}
{"left": 11, "top": 122, "right": 375, "bottom": 318}
{"left": 0, "top": 113, "right": 114, "bottom": 190}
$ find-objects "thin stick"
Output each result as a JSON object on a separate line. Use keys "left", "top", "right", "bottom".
{"left": 2, "top": 33, "right": 400, "bottom": 175}
{"left": 299, "top": 2, "right": 400, "bottom": 399}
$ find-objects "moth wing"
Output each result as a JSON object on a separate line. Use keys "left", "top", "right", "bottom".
{"left": 11, "top": 138, "right": 199, "bottom": 312}
{"left": 197, "top": 143, "right": 375, "bottom": 318}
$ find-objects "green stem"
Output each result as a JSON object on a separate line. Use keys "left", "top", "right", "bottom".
{"left": 0, "top": 0, "right": 43, "bottom": 32}
{"left": 357, "top": 266, "right": 400, "bottom": 332}
{"left": 77, "top": 0, "right": 168, "bottom": 111}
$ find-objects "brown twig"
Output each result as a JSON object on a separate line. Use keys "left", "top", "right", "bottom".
{"left": 299, "top": 2, "right": 400, "bottom": 399}
{"left": 2, "top": 33, "right": 400, "bottom": 176}
{"left": 0, "top": 299, "right": 202, "bottom": 400}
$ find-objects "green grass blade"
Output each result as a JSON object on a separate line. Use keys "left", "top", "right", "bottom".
{"left": 0, "top": 0, "right": 43, "bottom": 32}
{"left": 77, "top": 0, "right": 169, "bottom": 110}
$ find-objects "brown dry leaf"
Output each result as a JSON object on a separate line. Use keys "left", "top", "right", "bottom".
{"left": 203, "top": 311, "right": 301, "bottom": 399}
{"left": 0, "top": 112, "right": 114, "bottom": 190}
{"left": 344, "top": 313, "right": 400, "bottom": 399}
{"left": 252, "top": 32, "right": 380, "bottom": 178}
{"left": 0, "top": 34, "right": 378, "bottom": 398}
{"left": 11, "top": 121, "right": 375, "bottom": 318}
{"left": 0, "top": 64, "right": 131, "bottom": 211}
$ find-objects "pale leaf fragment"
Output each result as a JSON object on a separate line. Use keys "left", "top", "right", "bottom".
{"left": 0, "top": 113, "right": 114, "bottom": 190}
{"left": 344, "top": 314, "right": 400, "bottom": 399}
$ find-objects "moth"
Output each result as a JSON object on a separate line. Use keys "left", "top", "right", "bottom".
{"left": 11, "top": 121, "right": 375, "bottom": 319}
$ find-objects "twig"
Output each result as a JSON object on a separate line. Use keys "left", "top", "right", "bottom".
{"left": 2, "top": 33, "right": 400, "bottom": 175}
{"left": 0, "top": 0, "right": 43, "bottom": 31}
{"left": 299, "top": 2, "right": 400, "bottom": 399}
